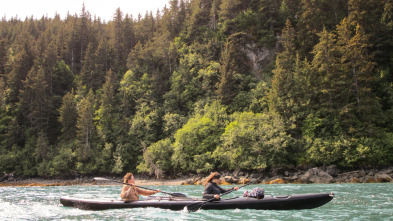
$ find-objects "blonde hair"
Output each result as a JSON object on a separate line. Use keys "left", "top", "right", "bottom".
{"left": 203, "top": 172, "right": 220, "bottom": 186}
{"left": 123, "top": 172, "right": 133, "bottom": 183}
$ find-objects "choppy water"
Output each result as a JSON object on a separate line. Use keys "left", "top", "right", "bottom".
{"left": 0, "top": 183, "right": 392, "bottom": 220}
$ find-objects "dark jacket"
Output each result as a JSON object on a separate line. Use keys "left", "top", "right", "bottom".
{"left": 203, "top": 182, "right": 234, "bottom": 199}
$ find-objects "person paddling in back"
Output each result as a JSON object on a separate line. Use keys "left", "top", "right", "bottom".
{"left": 203, "top": 172, "right": 239, "bottom": 200}
{"left": 121, "top": 173, "right": 160, "bottom": 201}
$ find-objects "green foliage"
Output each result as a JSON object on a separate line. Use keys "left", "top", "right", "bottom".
{"left": 214, "top": 111, "right": 294, "bottom": 170}
{"left": 164, "top": 51, "right": 205, "bottom": 115}
{"left": 172, "top": 101, "right": 228, "bottom": 172}
{"left": 51, "top": 142, "right": 77, "bottom": 176}
{"left": 1, "top": 0, "right": 393, "bottom": 177}
{"left": 58, "top": 90, "right": 77, "bottom": 141}
{"left": 304, "top": 137, "right": 347, "bottom": 166}
{"left": 305, "top": 135, "right": 393, "bottom": 167}
{"left": 137, "top": 138, "right": 174, "bottom": 174}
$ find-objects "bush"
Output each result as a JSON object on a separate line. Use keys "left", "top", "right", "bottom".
{"left": 137, "top": 138, "right": 174, "bottom": 174}
{"left": 214, "top": 111, "right": 294, "bottom": 170}
{"left": 172, "top": 101, "right": 228, "bottom": 172}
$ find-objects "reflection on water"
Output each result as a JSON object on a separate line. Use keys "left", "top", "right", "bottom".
{"left": 0, "top": 183, "right": 392, "bottom": 220}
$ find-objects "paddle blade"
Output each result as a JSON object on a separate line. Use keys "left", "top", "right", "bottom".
{"left": 169, "top": 193, "right": 187, "bottom": 198}
{"left": 187, "top": 201, "right": 205, "bottom": 212}
{"left": 93, "top": 177, "right": 110, "bottom": 182}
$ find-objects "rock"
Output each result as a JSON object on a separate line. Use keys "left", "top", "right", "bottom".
{"left": 283, "top": 175, "right": 299, "bottom": 183}
{"left": 223, "top": 176, "right": 234, "bottom": 183}
{"left": 375, "top": 173, "right": 392, "bottom": 182}
{"left": 351, "top": 177, "right": 361, "bottom": 183}
{"left": 250, "top": 173, "right": 263, "bottom": 179}
{"left": 300, "top": 168, "right": 334, "bottom": 183}
{"left": 269, "top": 178, "right": 284, "bottom": 184}
{"left": 361, "top": 175, "right": 375, "bottom": 183}
{"left": 233, "top": 168, "right": 241, "bottom": 177}
{"left": 380, "top": 168, "right": 393, "bottom": 175}
{"left": 238, "top": 177, "right": 251, "bottom": 184}
{"left": 223, "top": 176, "right": 239, "bottom": 184}
{"left": 0, "top": 173, "right": 14, "bottom": 182}
{"left": 183, "top": 177, "right": 200, "bottom": 185}
{"left": 326, "top": 165, "right": 340, "bottom": 176}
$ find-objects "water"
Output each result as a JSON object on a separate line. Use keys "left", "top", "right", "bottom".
{"left": 0, "top": 183, "right": 392, "bottom": 220}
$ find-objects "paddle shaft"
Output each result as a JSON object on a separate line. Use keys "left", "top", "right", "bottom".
{"left": 187, "top": 182, "right": 253, "bottom": 212}
{"left": 94, "top": 177, "right": 186, "bottom": 197}
{"left": 212, "top": 182, "right": 251, "bottom": 199}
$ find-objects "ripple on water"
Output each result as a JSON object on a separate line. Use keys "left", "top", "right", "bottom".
{"left": 1, "top": 183, "right": 393, "bottom": 220}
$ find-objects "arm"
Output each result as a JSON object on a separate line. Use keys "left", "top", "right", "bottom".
{"left": 136, "top": 187, "right": 160, "bottom": 196}
{"left": 218, "top": 185, "right": 233, "bottom": 194}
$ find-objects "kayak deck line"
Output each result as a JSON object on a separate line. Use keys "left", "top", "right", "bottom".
{"left": 60, "top": 193, "right": 334, "bottom": 211}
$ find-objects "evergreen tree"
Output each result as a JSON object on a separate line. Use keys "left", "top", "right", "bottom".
{"left": 80, "top": 42, "right": 98, "bottom": 91}
{"left": 58, "top": 90, "right": 77, "bottom": 141}
{"left": 76, "top": 89, "right": 95, "bottom": 161}
{"left": 297, "top": 0, "right": 347, "bottom": 56}
{"left": 270, "top": 20, "right": 297, "bottom": 130}
{"left": 216, "top": 39, "right": 237, "bottom": 105}
{"left": 6, "top": 32, "right": 35, "bottom": 104}
{"left": 35, "top": 130, "right": 50, "bottom": 162}
{"left": 73, "top": 3, "right": 92, "bottom": 74}
{"left": 19, "top": 66, "right": 51, "bottom": 135}
{"left": 336, "top": 20, "right": 383, "bottom": 137}
{"left": 187, "top": 0, "right": 214, "bottom": 42}
{"left": 311, "top": 27, "right": 340, "bottom": 117}
{"left": 97, "top": 69, "right": 119, "bottom": 144}
{"left": 0, "top": 39, "right": 8, "bottom": 77}
{"left": 111, "top": 8, "right": 128, "bottom": 74}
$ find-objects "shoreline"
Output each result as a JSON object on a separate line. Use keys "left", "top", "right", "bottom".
{"left": 0, "top": 177, "right": 187, "bottom": 187}
{"left": 1, "top": 176, "right": 392, "bottom": 187}
{"left": 1, "top": 166, "right": 393, "bottom": 187}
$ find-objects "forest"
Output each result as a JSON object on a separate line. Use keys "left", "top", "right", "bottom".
{"left": 0, "top": 0, "right": 393, "bottom": 178}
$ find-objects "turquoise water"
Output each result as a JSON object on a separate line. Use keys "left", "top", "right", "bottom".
{"left": 0, "top": 183, "right": 392, "bottom": 220}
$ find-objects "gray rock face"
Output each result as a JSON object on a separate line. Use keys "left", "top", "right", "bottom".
{"left": 300, "top": 168, "right": 334, "bottom": 183}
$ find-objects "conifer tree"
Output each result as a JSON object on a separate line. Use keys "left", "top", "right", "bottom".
{"left": 6, "top": 32, "right": 35, "bottom": 104}
{"left": 311, "top": 27, "right": 340, "bottom": 115}
{"left": 35, "top": 130, "right": 50, "bottom": 161}
{"left": 81, "top": 42, "right": 101, "bottom": 91}
{"left": 19, "top": 66, "right": 50, "bottom": 135}
{"left": 97, "top": 69, "right": 119, "bottom": 144}
{"left": 336, "top": 20, "right": 383, "bottom": 136}
{"left": 271, "top": 19, "right": 297, "bottom": 115}
{"left": 0, "top": 39, "right": 8, "bottom": 77}
{"left": 216, "top": 39, "right": 237, "bottom": 105}
{"left": 58, "top": 90, "right": 77, "bottom": 141}
{"left": 76, "top": 89, "right": 95, "bottom": 161}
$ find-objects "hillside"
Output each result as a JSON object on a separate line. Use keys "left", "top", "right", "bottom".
{"left": 0, "top": 0, "right": 393, "bottom": 177}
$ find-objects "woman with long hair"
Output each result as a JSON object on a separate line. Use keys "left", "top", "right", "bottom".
{"left": 203, "top": 172, "right": 239, "bottom": 200}
{"left": 120, "top": 173, "right": 161, "bottom": 201}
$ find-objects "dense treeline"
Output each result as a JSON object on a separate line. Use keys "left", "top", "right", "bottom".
{"left": 1, "top": 0, "right": 393, "bottom": 177}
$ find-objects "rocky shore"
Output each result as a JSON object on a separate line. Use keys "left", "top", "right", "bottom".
{"left": 182, "top": 165, "right": 393, "bottom": 185}
{"left": 1, "top": 165, "right": 392, "bottom": 187}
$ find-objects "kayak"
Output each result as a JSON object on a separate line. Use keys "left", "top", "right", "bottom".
{"left": 60, "top": 193, "right": 334, "bottom": 211}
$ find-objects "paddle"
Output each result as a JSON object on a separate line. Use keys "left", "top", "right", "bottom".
{"left": 93, "top": 177, "right": 187, "bottom": 198}
{"left": 186, "top": 182, "right": 254, "bottom": 212}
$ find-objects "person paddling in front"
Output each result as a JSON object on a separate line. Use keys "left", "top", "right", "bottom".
{"left": 121, "top": 173, "right": 160, "bottom": 201}
{"left": 203, "top": 172, "right": 239, "bottom": 200}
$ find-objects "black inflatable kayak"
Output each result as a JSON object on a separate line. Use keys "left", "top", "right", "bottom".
{"left": 60, "top": 193, "right": 334, "bottom": 211}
